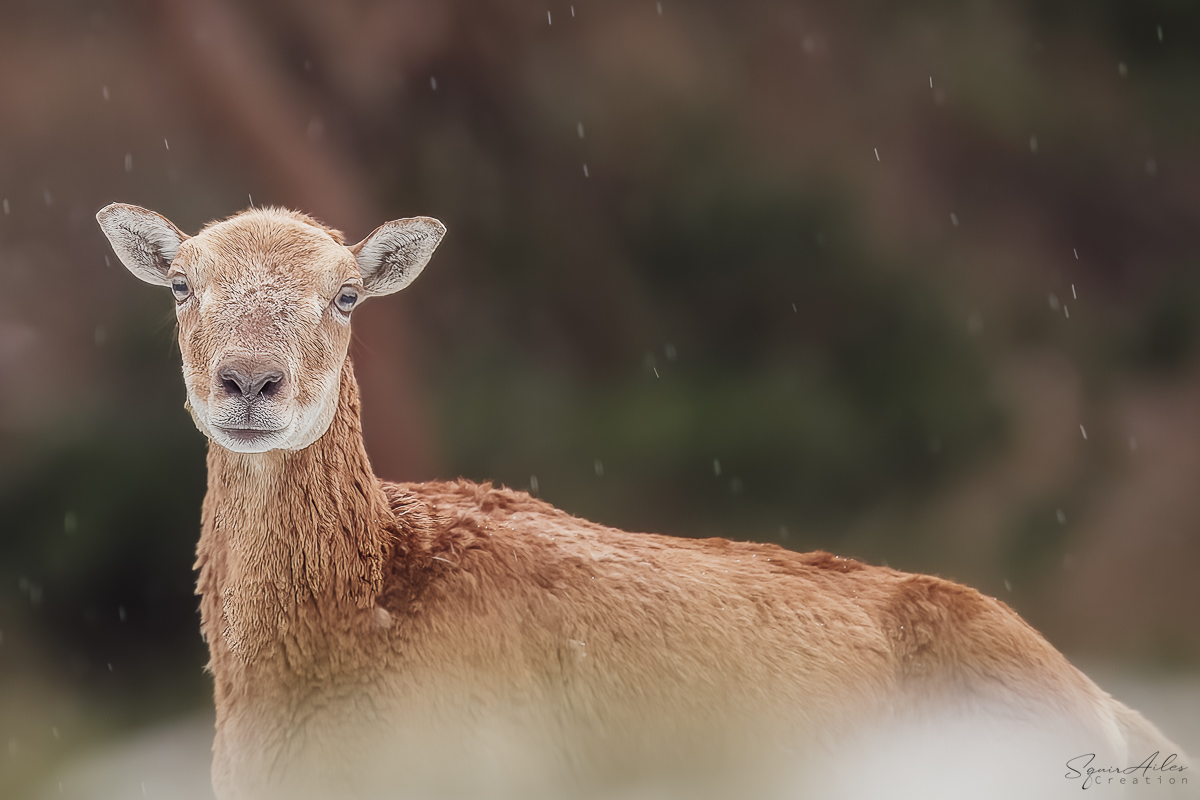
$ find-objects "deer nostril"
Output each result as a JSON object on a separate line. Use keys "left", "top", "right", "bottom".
{"left": 254, "top": 372, "right": 284, "bottom": 399}
{"left": 218, "top": 365, "right": 285, "bottom": 401}
{"left": 260, "top": 378, "right": 281, "bottom": 398}
{"left": 219, "top": 367, "right": 251, "bottom": 397}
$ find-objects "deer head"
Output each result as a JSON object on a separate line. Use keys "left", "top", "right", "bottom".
{"left": 98, "top": 204, "right": 444, "bottom": 454}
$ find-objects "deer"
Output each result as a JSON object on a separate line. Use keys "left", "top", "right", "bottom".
{"left": 97, "top": 203, "right": 1190, "bottom": 800}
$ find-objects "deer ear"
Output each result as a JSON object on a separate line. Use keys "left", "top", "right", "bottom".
{"left": 97, "top": 203, "right": 189, "bottom": 287}
{"left": 350, "top": 217, "right": 445, "bottom": 296}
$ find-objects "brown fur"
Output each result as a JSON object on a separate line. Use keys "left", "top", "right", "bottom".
{"left": 100, "top": 205, "right": 1189, "bottom": 800}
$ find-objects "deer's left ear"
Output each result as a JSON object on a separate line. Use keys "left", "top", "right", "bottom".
{"left": 351, "top": 217, "right": 445, "bottom": 297}
{"left": 97, "top": 203, "right": 190, "bottom": 286}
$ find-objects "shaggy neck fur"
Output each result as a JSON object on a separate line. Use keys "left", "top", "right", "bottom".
{"left": 196, "top": 358, "right": 411, "bottom": 680}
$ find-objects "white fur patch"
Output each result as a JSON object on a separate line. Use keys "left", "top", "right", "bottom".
{"left": 372, "top": 606, "right": 393, "bottom": 630}
{"left": 279, "top": 364, "right": 343, "bottom": 451}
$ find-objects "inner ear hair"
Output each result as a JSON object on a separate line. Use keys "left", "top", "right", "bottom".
{"left": 97, "top": 203, "right": 189, "bottom": 286}
{"left": 351, "top": 217, "right": 446, "bottom": 297}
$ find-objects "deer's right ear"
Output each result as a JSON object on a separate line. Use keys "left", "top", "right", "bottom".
{"left": 96, "top": 203, "right": 189, "bottom": 286}
{"left": 351, "top": 217, "right": 446, "bottom": 297}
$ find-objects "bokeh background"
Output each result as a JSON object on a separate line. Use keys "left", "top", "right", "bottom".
{"left": 2, "top": 0, "right": 1199, "bottom": 796}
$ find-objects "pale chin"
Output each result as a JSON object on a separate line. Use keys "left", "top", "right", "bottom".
{"left": 185, "top": 381, "right": 340, "bottom": 454}
{"left": 211, "top": 427, "right": 291, "bottom": 454}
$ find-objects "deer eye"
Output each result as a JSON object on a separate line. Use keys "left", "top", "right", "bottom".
{"left": 170, "top": 275, "right": 191, "bottom": 303}
{"left": 334, "top": 286, "right": 359, "bottom": 315}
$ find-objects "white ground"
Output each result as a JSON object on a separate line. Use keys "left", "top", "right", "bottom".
{"left": 23, "top": 668, "right": 1199, "bottom": 800}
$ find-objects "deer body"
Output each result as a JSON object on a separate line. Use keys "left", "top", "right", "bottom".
{"left": 98, "top": 205, "right": 1188, "bottom": 800}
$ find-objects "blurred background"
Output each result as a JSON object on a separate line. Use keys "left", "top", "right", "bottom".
{"left": 2, "top": 0, "right": 1199, "bottom": 796}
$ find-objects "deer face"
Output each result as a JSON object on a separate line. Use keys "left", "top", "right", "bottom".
{"left": 98, "top": 205, "right": 444, "bottom": 454}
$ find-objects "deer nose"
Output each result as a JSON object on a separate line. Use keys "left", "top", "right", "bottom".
{"left": 217, "top": 360, "right": 286, "bottom": 401}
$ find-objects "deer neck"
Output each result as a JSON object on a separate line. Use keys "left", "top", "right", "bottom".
{"left": 197, "top": 357, "right": 404, "bottom": 668}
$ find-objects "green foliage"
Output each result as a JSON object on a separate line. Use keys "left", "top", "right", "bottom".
{"left": 437, "top": 155, "right": 1002, "bottom": 538}
{"left": 0, "top": 412, "right": 209, "bottom": 697}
